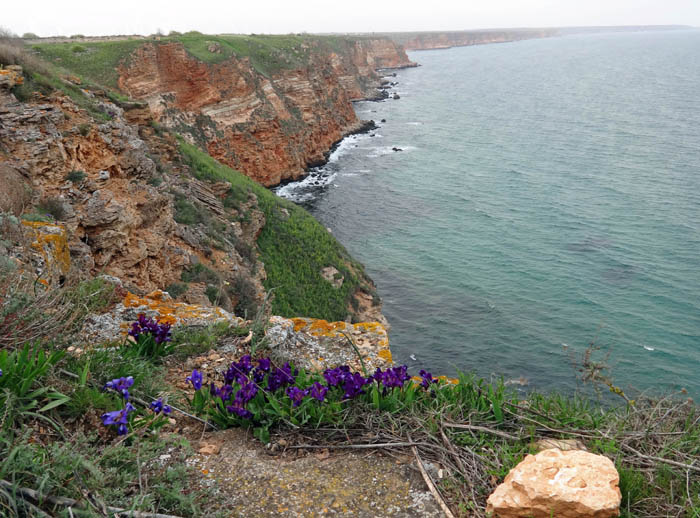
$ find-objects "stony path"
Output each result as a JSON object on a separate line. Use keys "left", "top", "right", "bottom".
{"left": 185, "top": 428, "right": 443, "bottom": 517}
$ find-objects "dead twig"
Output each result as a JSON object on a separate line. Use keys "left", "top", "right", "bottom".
{"left": 442, "top": 421, "right": 519, "bottom": 441}
{"left": 408, "top": 434, "right": 456, "bottom": 518}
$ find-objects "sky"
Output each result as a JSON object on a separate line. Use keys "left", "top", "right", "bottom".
{"left": 5, "top": 0, "right": 700, "bottom": 37}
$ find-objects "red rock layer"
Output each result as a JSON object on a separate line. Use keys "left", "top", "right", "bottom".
{"left": 118, "top": 39, "right": 415, "bottom": 186}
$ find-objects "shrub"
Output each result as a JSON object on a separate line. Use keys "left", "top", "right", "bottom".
{"left": 180, "top": 263, "right": 218, "bottom": 284}
{"left": 229, "top": 274, "right": 258, "bottom": 318}
{"left": 37, "top": 197, "right": 66, "bottom": 220}
{"left": 21, "top": 33, "right": 39, "bottom": 39}
{"left": 205, "top": 285, "right": 221, "bottom": 304}
{"left": 71, "top": 44, "right": 86, "bottom": 54}
{"left": 165, "top": 282, "right": 188, "bottom": 298}
{"left": 77, "top": 123, "right": 91, "bottom": 136}
{"left": 65, "top": 170, "right": 86, "bottom": 183}
{"left": 173, "top": 195, "right": 207, "bottom": 225}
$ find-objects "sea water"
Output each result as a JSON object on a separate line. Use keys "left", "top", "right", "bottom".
{"left": 276, "top": 30, "right": 700, "bottom": 396}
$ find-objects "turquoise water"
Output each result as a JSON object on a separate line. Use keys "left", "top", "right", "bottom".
{"left": 276, "top": 30, "right": 700, "bottom": 396}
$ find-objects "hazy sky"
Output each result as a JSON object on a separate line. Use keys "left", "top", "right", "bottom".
{"left": 6, "top": 0, "right": 700, "bottom": 37}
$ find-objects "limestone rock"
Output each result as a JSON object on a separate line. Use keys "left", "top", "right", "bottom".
{"left": 486, "top": 448, "right": 621, "bottom": 518}
{"left": 264, "top": 316, "right": 392, "bottom": 373}
{"left": 320, "top": 265, "right": 344, "bottom": 288}
{"left": 0, "top": 164, "right": 31, "bottom": 215}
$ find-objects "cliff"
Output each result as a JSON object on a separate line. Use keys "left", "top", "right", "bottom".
{"left": 380, "top": 28, "right": 558, "bottom": 50}
{"left": 34, "top": 34, "right": 416, "bottom": 186}
{"left": 0, "top": 63, "right": 387, "bottom": 325}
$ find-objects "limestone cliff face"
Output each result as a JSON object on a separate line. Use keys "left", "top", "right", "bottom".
{"left": 0, "top": 70, "right": 387, "bottom": 325}
{"left": 384, "top": 29, "right": 558, "bottom": 50}
{"left": 0, "top": 83, "right": 262, "bottom": 302}
{"left": 117, "top": 39, "right": 415, "bottom": 186}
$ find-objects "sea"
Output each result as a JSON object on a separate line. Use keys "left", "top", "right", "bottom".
{"left": 275, "top": 29, "right": 700, "bottom": 397}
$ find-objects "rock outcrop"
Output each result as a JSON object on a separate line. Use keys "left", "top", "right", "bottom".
{"left": 81, "top": 290, "right": 392, "bottom": 374}
{"left": 117, "top": 38, "right": 415, "bottom": 186}
{"left": 486, "top": 448, "right": 621, "bottom": 518}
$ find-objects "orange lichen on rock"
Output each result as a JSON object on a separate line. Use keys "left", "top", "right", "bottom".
{"left": 123, "top": 290, "right": 232, "bottom": 326}
{"left": 21, "top": 220, "right": 71, "bottom": 283}
{"left": 271, "top": 317, "right": 393, "bottom": 373}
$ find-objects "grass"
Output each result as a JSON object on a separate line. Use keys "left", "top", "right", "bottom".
{"left": 32, "top": 33, "right": 377, "bottom": 85}
{"left": 32, "top": 39, "right": 146, "bottom": 91}
{"left": 177, "top": 139, "right": 372, "bottom": 321}
{"left": 0, "top": 263, "right": 698, "bottom": 517}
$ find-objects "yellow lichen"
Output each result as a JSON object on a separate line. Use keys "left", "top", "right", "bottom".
{"left": 21, "top": 221, "right": 71, "bottom": 281}
{"left": 378, "top": 349, "right": 393, "bottom": 362}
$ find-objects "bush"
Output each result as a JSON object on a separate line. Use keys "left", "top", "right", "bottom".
{"left": 37, "top": 197, "right": 66, "bottom": 220}
{"left": 205, "top": 285, "right": 221, "bottom": 304}
{"left": 165, "top": 282, "right": 188, "bottom": 298}
{"left": 173, "top": 194, "right": 207, "bottom": 225}
{"left": 65, "top": 170, "right": 86, "bottom": 183}
{"left": 71, "top": 44, "right": 86, "bottom": 54}
{"left": 21, "top": 33, "right": 39, "bottom": 39}
{"left": 77, "top": 123, "right": 90, "bottom": 136}
{"left": 229, "top": 274, "right": 258, "bottom": 318}
{"left": 180, "top": 263, "right": 218, "bottom": 284}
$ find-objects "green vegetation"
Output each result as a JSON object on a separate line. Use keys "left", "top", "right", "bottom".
{"left": 32, "top": 32, "right": 373, "bottom": 90}
{"left": 65, "top": 169, "right": 86, "bottom": 183}
{"left": 180, "top": 263, "right": 218, "bottom": 285}
{"left": 178, "top": 139, "right": 370, "bottom": 320}
{"left": 173, "top": 193, "right": 208, "bottom": 225}
{"left": 36, "top": 197, "right": 66, "bottom": 220}
{"left": 32, "top": 39, "right": 145, "bottom": 90}
{"left": 165, "top": 281, "right": 188, "bottom": 298}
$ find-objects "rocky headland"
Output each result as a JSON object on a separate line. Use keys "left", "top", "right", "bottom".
{"left": 379, "top": 28, "right": 558, "bottom": 50}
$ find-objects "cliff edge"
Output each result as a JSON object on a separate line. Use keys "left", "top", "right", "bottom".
{"left": 34, "top": 34, "right": 416, "bottom": 186}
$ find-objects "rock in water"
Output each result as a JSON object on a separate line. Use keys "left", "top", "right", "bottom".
{"left": 486, "top": 448, "right": 621, "bottom": 518}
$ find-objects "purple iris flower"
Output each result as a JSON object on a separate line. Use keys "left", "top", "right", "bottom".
{"left": 210, "top": 383, "right": 234, "bottom": 402}
{"left": 257, "top": 358, "right": 271, "bottom": 372}
{"left": 286, "top": 386, "right": 306, "bottom": 407}
{"left": 129, "top": 315, "right": 172, "bottom": 344}
{"left": 102, "top": 402, "right": 136, "bottom": 435}
{"left": 0, "top": 368, "right": 3, "bottom": 377}
{"left": 375, "top": 366, "right": 411, "bottom": 389}
{"left": 104, "top": 376, "right": 134, "bottom": 400}
{"left": 342, "top": 372, "right": 371, "bottom": 399}
{"left": 307, "top": 382, "right": 328, "bottom": 402}
{"left": 226, "top": 401, "right": 253, "bottom": 419}
{"left": 323, "top": 365, "right": 350, "bottom": 387}
{"left": 186, "top": 369, "right": 203, "bottom": 390}
{"left": 419, "top": 369, "right": 437, "bottom": 389}
{"left": 149, "top": 398, "right": 172, "bottom": 415}
{"left": 236, "top": 382, "right": 259, "bottom": 404}
{"left": 266, "top": 363, "right": 297, "bottom": 391}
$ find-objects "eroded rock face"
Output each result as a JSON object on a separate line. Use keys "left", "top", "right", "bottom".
{"left": 118, "top": 39, "right": 415, "bottom": 186}
{"left": 0, "top": 85, "right": 264, "bottom": 300}
{"left": 486, "top": 448, "right": 621, "bottom": 518}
